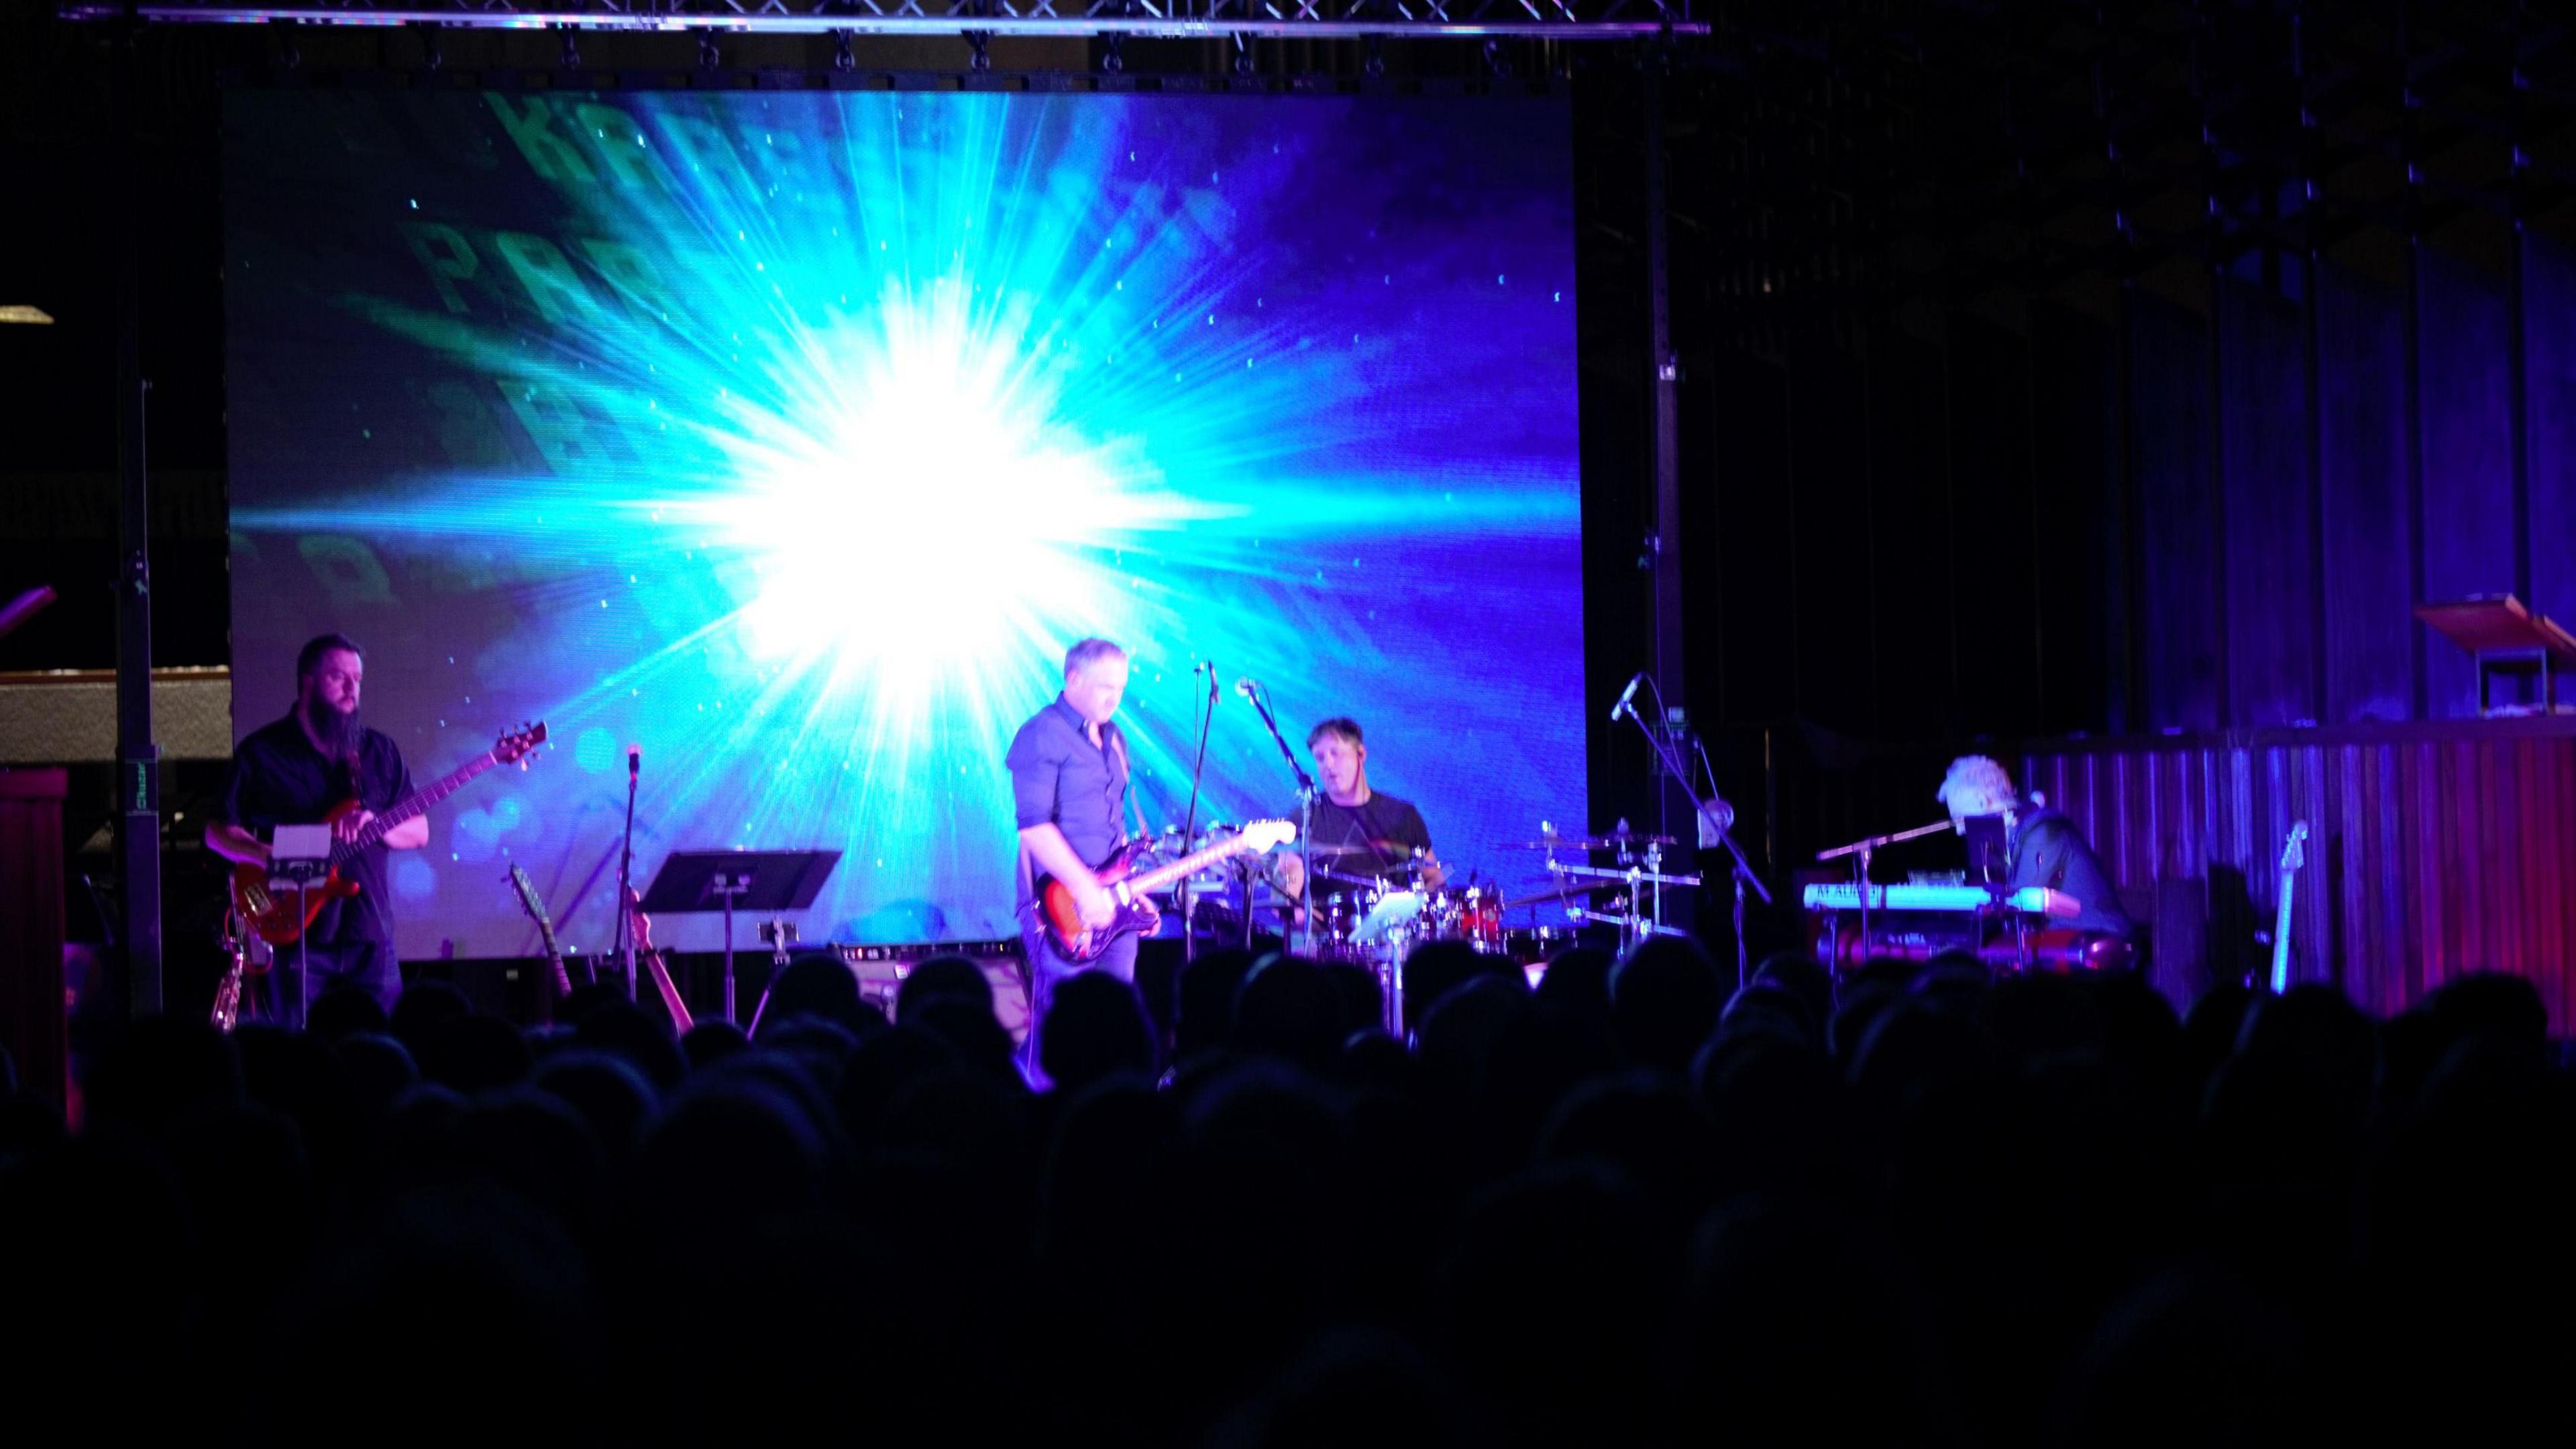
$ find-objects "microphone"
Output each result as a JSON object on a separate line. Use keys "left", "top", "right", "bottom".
{"left": 627, "top": 745, "right": 641, "bottom": 780}
{"left": 1235, "top": 678, "right": 1260, "bottom": 700}
{"left": 1609, "top": 672, "right": 1645, "bottom": 722}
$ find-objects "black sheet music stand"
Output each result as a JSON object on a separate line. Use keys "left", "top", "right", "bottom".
{"left": 639, "top": 849, "right": 841, "bottom": 1024}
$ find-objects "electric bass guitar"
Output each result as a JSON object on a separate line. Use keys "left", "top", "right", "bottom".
{"left": 230, "top": 722, "right": 547, "bottom": 946}
{"left": 2267, "top": 820, "right": 2308, "bottom": 994}
{"left": 1031, "top": 820, "right": 1297, "bottom": 963}
{"left": 506, "top": 863, "right": 578, "bottom": 1022}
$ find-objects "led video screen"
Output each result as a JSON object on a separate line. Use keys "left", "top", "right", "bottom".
{"left": 223, "top": 85, "right": 1585, "bottom": 958}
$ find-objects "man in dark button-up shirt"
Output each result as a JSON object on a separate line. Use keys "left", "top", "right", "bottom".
{"left": 1006, "top": 638, "right": 1152, "bottom": 1038}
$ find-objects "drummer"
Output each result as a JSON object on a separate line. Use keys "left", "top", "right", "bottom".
{"left": 1271, "top": 716, "right": 1444, "bottom": 918}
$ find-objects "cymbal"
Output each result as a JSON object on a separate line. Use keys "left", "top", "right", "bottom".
{"left": 1498, "top": 833, "right": 1680, "bottom": 852}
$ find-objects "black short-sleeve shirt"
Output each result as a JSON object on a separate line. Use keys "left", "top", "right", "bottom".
{"left": 1297, "top": 791, "right": 1434, "bottom": 897}
{"left": 217, "top": 712, "right": 414, "bottom": 945}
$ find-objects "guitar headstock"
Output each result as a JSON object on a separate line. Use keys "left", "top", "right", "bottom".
{"left": 1242, "top": 819, "right": 1299, "bottom": 853}
{"left": 506, "top": 863, "right": 551, "bottom": 926}
{"left": 2279, "top": 820, "right": 2308, "bottom": 872}
{"left": 494, "top": 720, "right": 549, "bottom": 767}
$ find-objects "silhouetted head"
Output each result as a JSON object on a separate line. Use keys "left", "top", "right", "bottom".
{"left": 1316, "top": 961, "right": 1386, "bottom": 1038}
{"left": 1039, "top": 971, "right": 1157, "bottom": 1095}
{"left": 834, "top": 1026, "right": 963, "bottom": 1148}
{"left": 1405, "top": 939, "right": 1520, "bottom": 1027}
{"left": 1752, "top": 951, "right": 1833, "bottom": 1034}
{"left": 897, "top": 954, "right": 997, "bottom": 1028}
{"left": 529, "top": 1049, "right": 655, "bottom": 1161}
{"left": 1533, "top": 945, "right": 1615, "bottom": 1020}
{"left": 680, "top": 1018, "right": 751, "bottom": 1073}
{"left": 330, "top": 1032, "right": 419, "bottom": 1122}
{"left": 1234, "top": 955, "right": 1345, "bottom": 1068}
{"left": 912, "top": 996, "right": 1019, "bottom": 1089}
{"left": 388, "top": 981, "right": 471, "bottom": 1058}
{"left": 572, "top": 998, "right": 688, "bottom": 1093}
{"left": 1609, "top": 935, "right": 1722, "bottom": 1075}
{"left": 757, "top": 955, "right": 872, "bottom": 1040}
{"left": 305, "top": 984, "right": 390, "bottom": 1042}
{"left": 2422, "top": 973, "right": 2550, "bottom": 1064}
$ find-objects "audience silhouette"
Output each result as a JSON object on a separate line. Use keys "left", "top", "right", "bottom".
{"left": 3, "top": 941, "right": 2565, "bottom": 1446}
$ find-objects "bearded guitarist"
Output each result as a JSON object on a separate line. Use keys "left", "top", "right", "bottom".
{"left": 205, "top": 634, "right": 427, "bottom": 1016}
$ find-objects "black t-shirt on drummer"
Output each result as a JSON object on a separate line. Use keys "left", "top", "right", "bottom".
{"left": 1297, "top": 791, "right": 1433, "bottom": 897}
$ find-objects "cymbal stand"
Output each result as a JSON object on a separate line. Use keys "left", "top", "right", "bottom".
{"left": 1545, "top": 839, "right": 1701, "bottom": 955}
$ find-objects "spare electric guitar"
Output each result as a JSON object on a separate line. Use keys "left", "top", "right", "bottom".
{"left": 623, "top": 884, "right": 696, "bottom": 1032}
{"left": 507, "top": 863, "right": 578, "bottom": 1022}
{"left": 1032, "top": 819, "right": 1297, "bottom": 963}
{"left": 230, "top": 722, "right": 547, "bottom": 946}
{"left": 2267, "top": 820, "right": 2308, "bottom": 994}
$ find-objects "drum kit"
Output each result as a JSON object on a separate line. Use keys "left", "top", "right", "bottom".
{"left": 1129, "top": 818, "right": 1703, "bottom": 1030}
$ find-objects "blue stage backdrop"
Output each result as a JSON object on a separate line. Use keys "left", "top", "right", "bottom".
{"left": 223, "top": 87, "right": 1585, "bottom": 960}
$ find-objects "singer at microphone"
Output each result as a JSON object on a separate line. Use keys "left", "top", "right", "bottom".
{"left": 1267, "top": 714, "right": 1442, "bottom": 916}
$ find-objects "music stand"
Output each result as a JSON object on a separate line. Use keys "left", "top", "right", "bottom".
{"left": 270, "top": 824, "right": 335, "bottom": 1028}
{"left": 639, "top": 849, "right": 841, "bottom": 1024}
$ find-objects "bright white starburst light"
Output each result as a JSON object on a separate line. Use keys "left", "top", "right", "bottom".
{"left": 699, "top": 286, "right": 1225, "bottom": 704}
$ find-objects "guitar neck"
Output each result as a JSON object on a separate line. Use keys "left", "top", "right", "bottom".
{"left": 337, "top": 751, "right": 497, "bottom": 860}
{"left": 2269, "top": 876, "right": 2297, "bottom": 985}
{"left": 1121, "top": 836, "right": 1260, "bottom": 896}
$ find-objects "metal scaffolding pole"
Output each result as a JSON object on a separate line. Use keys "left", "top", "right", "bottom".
{"left": 113, "top": 15, "right": 164, "bottom": 1016}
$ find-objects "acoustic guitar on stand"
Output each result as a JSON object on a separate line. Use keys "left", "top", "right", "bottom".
{"left": 229, "top": 722, "right": 547, "bottom": 946}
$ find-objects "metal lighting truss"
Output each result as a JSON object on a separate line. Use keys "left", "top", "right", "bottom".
{"left": 54, "top": 0, "right": 1705, "bottom": 40}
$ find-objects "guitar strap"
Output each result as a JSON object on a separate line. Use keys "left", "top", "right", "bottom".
{"left": 1107, "top": 725, "right": 1146, "bottom": 847}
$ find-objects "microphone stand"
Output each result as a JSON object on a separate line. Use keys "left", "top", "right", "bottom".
{"left": 1615, "top": 696, "right": 1770, "bottom": 987}
{"left": 1241, "top": 682, "right": 1317, "bottom": 957}
{"left": 616, "top": 757, "right": 639, "bottom": 1002}
{"left": 1815, "top": 819, "right": 1952, "bottom": 965}
{"left": 1177, "top": 664, "right": 1219, "bottom": 963}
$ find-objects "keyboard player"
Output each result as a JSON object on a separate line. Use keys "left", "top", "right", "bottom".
{"left": 1935, "top": 755, "right": 2136, "bottom": 953}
